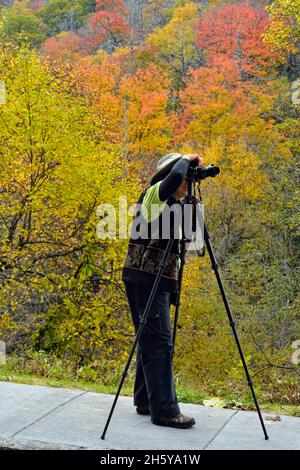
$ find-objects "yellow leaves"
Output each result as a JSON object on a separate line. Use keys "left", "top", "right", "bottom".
{"left": 202, "top": 139, "right": 268, "bottom": 205}
{"left": 0, "top": 41, "right": 133, "bottom": 357}
{"left": 121, "top": 352, "right": 128, "bottom": 362}
{"left": 147, "top": 2, "right": 199, "bottom": 60}
{"left": 262, "top": 0, "right": 300, "bottom": 60}
{"left": 0, "top": 311, "right": 18, "bottom": 331}
{"left": 93, "top": 49, "right": 108, "bottom": 64}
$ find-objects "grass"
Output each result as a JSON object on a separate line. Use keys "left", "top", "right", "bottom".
{"left": 0, "top": 364, "right": 299, "bottom": 418}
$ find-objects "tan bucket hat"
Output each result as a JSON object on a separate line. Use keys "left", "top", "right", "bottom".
{"left": 150, "top": 153, "right": 182, "bottom": 185}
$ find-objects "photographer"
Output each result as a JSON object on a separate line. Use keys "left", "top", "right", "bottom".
{"left": 122, "top": 153, "right": 203, "bottom": 429}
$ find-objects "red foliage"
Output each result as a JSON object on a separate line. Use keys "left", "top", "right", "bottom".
{"left": 197, "top": 1, "right": 279, "bottom": 78}
{"left": 29, "top": 0, "right": 48, "bottom": 12}
{"left": 41, "top": 32, "right": 99, "bottom": 60}
{"left": 91, "top": 0, "right": 131, "bottom": 45}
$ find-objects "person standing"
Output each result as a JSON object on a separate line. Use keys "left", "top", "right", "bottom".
{"left": 122, "top": 153, "right": 203, "bottom": 428}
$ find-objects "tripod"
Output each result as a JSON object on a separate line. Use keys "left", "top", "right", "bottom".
{"left": 172, "top": 178, "right": 269, "bottom": 440}
{"left": 101, "top": 176, "right": 269, "bottom": 441}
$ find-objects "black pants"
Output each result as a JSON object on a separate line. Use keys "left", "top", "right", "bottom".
{"left": 124, "top": 281, "right": 180, "bottom": 419}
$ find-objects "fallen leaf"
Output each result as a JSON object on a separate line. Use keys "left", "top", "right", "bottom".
{"left": 203, "top": 397, "right": 227, "bottom": 408}
{"left": 265, "top": 415, "right": 281, "bottom": 422}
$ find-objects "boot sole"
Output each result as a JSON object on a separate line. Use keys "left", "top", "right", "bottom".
{"left": 151, "top": 418, "right": 195, "bottom": 429}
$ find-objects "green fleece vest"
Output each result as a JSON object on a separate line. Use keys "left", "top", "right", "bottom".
{"left": 122, "top": 181, "right": 183, "bottom": 293}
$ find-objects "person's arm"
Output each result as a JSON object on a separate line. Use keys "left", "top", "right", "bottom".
{"left": 159, "top": 154, "right": 203, "bottom": 201}
{"left": 158, "top": 158, "right": 190, "bottom": 201}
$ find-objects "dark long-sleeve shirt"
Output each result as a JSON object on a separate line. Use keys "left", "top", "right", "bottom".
{"left": 159, "top": 157, "right": 190, "bottom": 201}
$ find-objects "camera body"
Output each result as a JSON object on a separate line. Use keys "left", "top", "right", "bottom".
{"left": 186, "top": 159, "right": 220, "bottom": 182}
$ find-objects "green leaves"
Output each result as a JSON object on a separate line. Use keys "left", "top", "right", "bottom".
{"left": 0, "top": 41, "right": 130, "bottom": 363}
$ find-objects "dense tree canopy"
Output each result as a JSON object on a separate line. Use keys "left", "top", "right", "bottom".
{"left": 0, "top": 0, "right": 299, "bottom": 406}
{"left": 0, "top": 5, "right": 46, "bottom": 45}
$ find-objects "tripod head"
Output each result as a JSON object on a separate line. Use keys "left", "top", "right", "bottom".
{"left": 181, "top": 159, "right": 220, "bottom": 256}
{"left": 184, "top": 159, "right": 220, "bottom": 203}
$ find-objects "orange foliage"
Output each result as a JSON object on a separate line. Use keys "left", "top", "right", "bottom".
{"left": 119, "top": 64, "right": 173, "bottom": 157}
{"left": 41, "top": 32, "right": 99, "bottom": 60}
{"left": 173, "top": 54, "right": 276, "bottom": 152}
{"left": 197, "top": 1, "right": 280, "bottom": 78}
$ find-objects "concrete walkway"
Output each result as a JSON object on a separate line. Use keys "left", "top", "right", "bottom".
{"left": 0, "top": 381, "right": 299, "bottom": 450}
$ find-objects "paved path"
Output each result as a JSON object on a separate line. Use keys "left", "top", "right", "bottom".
{"left": 0, "top": 381, "right": 299, "bottom": 450}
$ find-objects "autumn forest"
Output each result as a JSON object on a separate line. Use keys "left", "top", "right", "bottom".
{"left": 0, "top": 0, "right": 299, "bottom": 411}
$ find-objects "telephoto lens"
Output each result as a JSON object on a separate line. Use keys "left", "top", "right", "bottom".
{"left": 196, "top": 164, "right": 220, "bottom": 180}
{"left": 187, "top": 161, "right": 220, "bottom": 181}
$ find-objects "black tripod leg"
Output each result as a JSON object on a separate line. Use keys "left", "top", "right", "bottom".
{"left": 204, "top": 224, "right": 269, "bottom": 440}
{"left": 172, "top": 237, "right": 186, "bottom": 357}
{"left": 101, "top": 238, "right": 174, "bottom": 440}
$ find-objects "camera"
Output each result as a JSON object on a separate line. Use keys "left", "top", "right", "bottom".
{"left": 186, "top": 159, "right": 220, "bottom": 182}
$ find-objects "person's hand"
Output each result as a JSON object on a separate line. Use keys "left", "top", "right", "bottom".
{"left": 182, "top": 153, "right": 204, "bottom": 167}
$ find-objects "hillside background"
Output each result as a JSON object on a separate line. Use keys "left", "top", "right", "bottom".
{"left": 0, "top": 0, "right": 299, "bottom": 412}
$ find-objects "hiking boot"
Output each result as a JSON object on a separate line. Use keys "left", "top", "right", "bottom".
{"left": 151, "top": 413, "right": 196, "bottom": 429}
{"left": 136, "top": 405, "right": 150, "bottom": 415}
